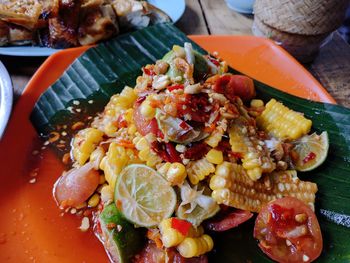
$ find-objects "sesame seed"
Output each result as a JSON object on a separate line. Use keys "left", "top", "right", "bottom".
{"left": 70, "top": 208, "right": 77, "bottom": 214}
{"left": 76, "top": 108, "right": 81, "bottom": 113}
{"left": 41, "top": 146, "right": 46, "bottom": 150}
{"left": 61, "top": 131, "right": 67, "bottom": 136}
{"left": 79, "top": 217, "right": 90, "bottom": 232}
{"left": 43, "top": 140, "right": 50, "bottom": 146}
{"left": 116, "top": 225, "right": 122, "bottom": 232}
{"left": 303, "top": 254, "right": 310, "bottom": 262}
{"left": 88, "top": 100, "right": 94, "bottom": 104}
{"left": 32, "top": 150, "right": 39, "bottom": 155}
{"left": 286, "top": 239, "right": 292, "bottom": 246}
{"left": 29, "top": 178, "right": 36, "bottom": 184}
{"left": 73, "top": 100, "right": 80, "bottom": 105}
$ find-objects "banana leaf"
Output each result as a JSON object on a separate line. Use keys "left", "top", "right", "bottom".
{"left": 30, "top": 23, "right": 350, "bottom": 262}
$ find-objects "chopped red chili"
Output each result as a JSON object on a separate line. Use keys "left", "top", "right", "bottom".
{"left": 171, "top": 218, "right": 192, "bottom": 236}
{"left": 184, "top": 142, "right": 209, "bottom": 160}
{"left": 303, "top": 152, "right": 316, "bottom": 164}
{"left": 168, "top": 84, "right": 184, "bottom": 92}
{"left": 143, "top": 67, "right": 155, "bottom": 76}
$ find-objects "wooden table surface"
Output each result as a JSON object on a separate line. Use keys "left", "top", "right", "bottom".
{"left": 1, "top": 0, "right": 349, "bottom": 108}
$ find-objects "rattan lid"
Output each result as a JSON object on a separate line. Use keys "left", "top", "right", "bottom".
{"left": 254, "top": 0, "right": 349, "bottom": 35}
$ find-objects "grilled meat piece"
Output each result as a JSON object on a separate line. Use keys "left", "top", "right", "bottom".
{"left": 78, "top": 4, "right": 119, "bottom": 46}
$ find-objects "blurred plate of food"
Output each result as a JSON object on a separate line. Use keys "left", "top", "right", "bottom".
{"left": 0, "top": 0, "right": 185, "bottom": 56}
{"left": 0, "top": 60, "right": 12, "bottom": 138}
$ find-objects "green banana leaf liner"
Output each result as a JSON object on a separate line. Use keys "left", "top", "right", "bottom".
{"left": 30, "top": 23, "right": 350, "bottom": 262}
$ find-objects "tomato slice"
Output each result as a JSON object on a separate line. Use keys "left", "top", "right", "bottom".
{"left": 133, "top": 100, "right": 163, "bottom": 137}
{"left": 213, "top": 75, "right": 255, "bottom": 102}
{"left": 205, "top": 207, "right": 253, "bottom": 232}
{"left": 254, "top": 197, "right": 323, "bottom": 263}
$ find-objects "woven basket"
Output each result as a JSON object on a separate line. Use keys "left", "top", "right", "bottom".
{"left": 254, "top": 0, "right": 349, "bottom": 35}
{"left": 253, "top": 16, "right": 330, "bottom": 63}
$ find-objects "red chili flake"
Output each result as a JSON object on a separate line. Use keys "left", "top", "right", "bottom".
{"left": 229, "top": 151, "right": 243, "bottom": 159}
{"left": 171, "top": 218, "right": 192, "bottom": 236}
{"left": 116, "top": 200, "right": 123, "bottom": 210}
{"left": 184, "top": 142, "right": 209, "bottom": 160}
{"left": 168, "top": 84, "right": 184, "bottom": 92}
{"left": 115, "top": 115, "right": 128, "bottom": 128}
{"left": 143, "top": 67, "right": 155, "bottom": 76}
{"left": 95, "top": 220, "right": 102, "bottom": 235}
{"left": 136, "top": 96, "right": 146, "bottom": 104}
{"left": 151, "top": 142, "right": 182, "bottom": 163}
{"left": 208, "top": 56, "right": 220, "bottom": 66}
{"left": 303, "top": 152, "right": 316, "bottom": 164}
{"left": 179, "top": 121, "right": 190, "bottom": 130}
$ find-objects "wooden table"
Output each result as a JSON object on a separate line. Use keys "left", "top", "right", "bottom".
{"left": 1, "top": 0, "right": 349, "bottom": 108}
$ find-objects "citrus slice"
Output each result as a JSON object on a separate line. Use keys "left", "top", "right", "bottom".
{"left": 292, "top": 131, "right": 329, "bottom": 172}
{"left": 114, "top": 164, "right": 176, "bottom": 227}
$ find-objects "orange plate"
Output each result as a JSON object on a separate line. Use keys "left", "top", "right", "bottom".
{"left": 0, "top": 36, "right": 335, "bottom": 262}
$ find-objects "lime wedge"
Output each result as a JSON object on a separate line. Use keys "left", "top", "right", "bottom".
{"left": 114, "top": 164, "right": 176, "bottom": 227}
{"left": 292, "top": 131, "right": 329, "bottom": 172}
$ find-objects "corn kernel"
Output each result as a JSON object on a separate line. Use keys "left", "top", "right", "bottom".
{"left": 162, "top": 229, "right": 184, "bottom": 247}
{"left": 100, "top": 185, "right": 113, "bottom": 203}
{"left": 88, "top": 193, "right": 100, "bottom": 208}
{"left": 140, "top": 100, "right": 156, "bottom": 119}
{"left": 166, "top": 163, "right": 187, "bottom": 185}
{"left": 135, "top": 137, "right": 149, "bottom": 151}
{"left": 250, "top": 99, "right": 264, "bottom": 108}
{"left": 206, "top": 149, "right": 223, "bottom": 165}
{"left": 177, "top": 238, "right": 198, "bottom": 258}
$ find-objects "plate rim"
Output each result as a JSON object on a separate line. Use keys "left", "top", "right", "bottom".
{"left": 0, "top": 0, "right": 186, "bottom": 57}
{"left": 0, "top": 60, "right": 13, "bottom": 139}
{"left": 0, "top": 34, "right": 339, "bottom": 262}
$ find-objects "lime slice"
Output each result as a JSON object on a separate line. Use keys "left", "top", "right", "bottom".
{"left": 292, "top": 131, "right": 329, "bottom": 172}
{"left": 114, "top": 164, "right": 176, "bottom": 227}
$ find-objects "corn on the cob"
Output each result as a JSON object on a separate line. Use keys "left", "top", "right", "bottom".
{"left": 256, "top": 99, "right": 312, "bottom": 140}
{"left": 158, "top": 162, "right": 187, "bottom": 186}
{"left": 206, "top": 149, "right": 224, "bottom": 165}
{"left": 72, "top": 128, "right": 104, "bottom": 165}
{"left": 205, "top": 126, "right": 224, "bottom": 148}
{"left": 159, "top": 218, "right": 186, "bottom": 248}
{"left": 177, "top": 235, "right": 214, "bottom": 258}
{"left": 134, "top": 136, "right": 162, "bottom": 168}
{"left": 92, "top": 87, "right": 137, "bottom": 136}
{"left": 229, "top": 120, "right": 275, "bottom": 181}
{"left": 99, "top": 142, "right": 139, "bottom": 188}
{"left": 210, "top": 162, "right": 317, "bottom": 212}
{"left": 186, "top": 158, "right": 215, "bottom": 185}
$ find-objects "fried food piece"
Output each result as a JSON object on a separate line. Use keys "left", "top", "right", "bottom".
{"left": 0, "top": 0, "right": 42, "bottom": 29}
{"left": 0, "top": 20, "right": 9, "bottom": 46}
{"left": 78, "top": 4, "right": 119, "bottom": 46}
{"left": 8, "top": 23, "right": 33, "bottom": 45}
{"left": 210, "top": 162, "right": 317, "bottom": 213}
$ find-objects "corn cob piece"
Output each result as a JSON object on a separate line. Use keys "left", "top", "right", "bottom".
{"left": 157, "top": 162, "right": 187, "bottom": 186}
{"left": 134, "top": 136, "right": 162, "bottom": 168}
{"left": 210, "top": 162, "right": 317, "bottom": 212}
{"left": 99, "top": 142, "right": 139, "bottom": 188}
{"left": 92, "top": 87, "right": 137, "bottom": 136}
{"left": 186, "top": 158, "right": 215, "bottom": 185}
{"left": 72, "top": 128, "right": 104, "bottom": 165}
{"left": 177, "top": 234, "right": 214, "bottom": 258}
{"left": 256, "top": 99, "right": 312, "bottom": 140}
{"left": 229, "top": 119, "right": 275, "bottom": 181}
{"left": 159, "top": 218, "right": 186, "bottom": 248}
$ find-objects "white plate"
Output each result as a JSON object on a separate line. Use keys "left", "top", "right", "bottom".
{"left": 0, "top": 0, "right": 186, "bottom": 57}
{"left": 0, "top": 60, "right": 13, "bottom": 139}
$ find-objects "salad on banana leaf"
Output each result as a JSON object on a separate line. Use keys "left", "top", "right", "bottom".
{"left": 53, "top": 43, "right": 328, "bottom": 263}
